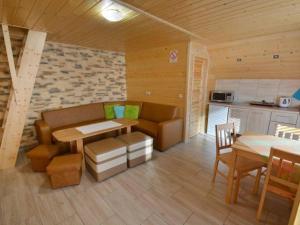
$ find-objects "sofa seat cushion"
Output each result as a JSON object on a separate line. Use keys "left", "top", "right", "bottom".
{"left": 134, "top": 119, "right": 158, "bottom": 138}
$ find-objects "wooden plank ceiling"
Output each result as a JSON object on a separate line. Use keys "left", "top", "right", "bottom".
{"left": 0, "top": 0, "right": 300, "bottom": 51}
{"left": 123, "top": 0, "right": 300, "bottom": 43}
{"left": 0, "top": 0, "right": 191, "bottom": 51}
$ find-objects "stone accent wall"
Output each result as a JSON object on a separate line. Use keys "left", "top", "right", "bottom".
{"left": 21, "top": 42, "right": 126, "bottom": 148}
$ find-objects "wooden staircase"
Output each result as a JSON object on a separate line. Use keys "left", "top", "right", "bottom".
{"left": 0, "top": 26, "right": 26, "bottom": 144}
{"left": 0, "top": 25, "right": 47, "bottom": 169}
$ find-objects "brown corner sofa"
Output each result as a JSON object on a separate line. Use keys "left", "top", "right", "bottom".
{"left": 35, "top": 101, "right": 183, "bottom": 151}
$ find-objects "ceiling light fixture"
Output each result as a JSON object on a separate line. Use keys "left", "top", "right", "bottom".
{"left": 102, "top": 8, "right": 124, "bottom": 22}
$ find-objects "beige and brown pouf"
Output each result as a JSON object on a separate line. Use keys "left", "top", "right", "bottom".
{"left": 84, "top": 138, "right": 127, "bottom": 182}
{"left": 118, "top": 132, "right": 153, "bottom": 168}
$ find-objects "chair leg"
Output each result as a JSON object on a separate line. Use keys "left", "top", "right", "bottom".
{"left": 234, "top": 173, "right": 241, "bottom": 203}
{"left": 212, "top": 159, "right": 219, "bottom": 183}
{"left": 253, "top": 168, "right": 262, "bottom": 194}
{"left": 257, "top": 175, "right": 268, "bottom": 220}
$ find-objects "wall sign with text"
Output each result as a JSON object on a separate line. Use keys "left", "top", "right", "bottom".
{"left": 169, "top": 49, "right": 178, "bottom": 63}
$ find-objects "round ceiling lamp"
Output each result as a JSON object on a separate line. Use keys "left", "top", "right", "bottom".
{"left": 102, "top": 8, "right": 124, "bottom": 22}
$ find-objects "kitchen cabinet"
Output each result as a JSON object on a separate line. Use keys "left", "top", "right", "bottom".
{"left": 271, "top": 112, "right": 298, "bottom": 124}
{"left": 268, "top": 121, "right": 296, "bottom": 136}
{"left": 228, "top": 107, "right": 249, "bottom": 134}
{"left": 207, "top": 104, "right": 229, "bottom": 136}
{"left": 246, "top": 110, "right": 271, "bottom": 134}
{"left": 207, "top": 103, "right": 299, "bottom": 137}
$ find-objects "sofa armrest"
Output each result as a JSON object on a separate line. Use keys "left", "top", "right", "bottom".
{"left": 35, "top": 120, "right": 52, "bottom": 145}
{"left": 157, "top": 118, "right": 183, "bottom": 151}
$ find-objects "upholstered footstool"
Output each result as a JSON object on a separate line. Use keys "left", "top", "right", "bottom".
{"left": 26, "top": 144, "right": 61, "bottom": 172}
{"left": 118, "top": 132, "right": 153, "bottom": 168}
{"left": 84, "top": 138, "right": 127, "bottom": 182}
{"left": 46, "top": 153, "right": 82, "bottom": 189}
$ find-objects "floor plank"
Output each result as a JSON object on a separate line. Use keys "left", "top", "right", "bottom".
{"left": 0, "top": 134, "right": 291, "bottom": 225}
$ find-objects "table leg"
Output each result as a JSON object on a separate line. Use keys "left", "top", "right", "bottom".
{"left": 226, "top": 150, "right": 237, "bottom": 204}
{"left": 118, "top": 129, "right": 122, "bottom": 135}
{"left": 76, "top": 139, "right": 84, "bottom": 153}
{"left": 76, "top": 139, "right": 85, "bottom": 169}
{"left": 126, "top": 126, "right": 131, "bottom": 133}
{"left": 70, "top": 141, "right": 77, "bottom": 153}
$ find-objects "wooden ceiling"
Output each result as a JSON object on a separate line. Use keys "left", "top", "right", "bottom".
{"left": 0, "top": 0, "right": 300, "bottom": 51}
{"left": 123, "top": 0, "right": 300, "bottom": 43}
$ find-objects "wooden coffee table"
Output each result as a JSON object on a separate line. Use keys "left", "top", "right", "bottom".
{"left": 52, "top": 118, "right": 138, "bottom": 154}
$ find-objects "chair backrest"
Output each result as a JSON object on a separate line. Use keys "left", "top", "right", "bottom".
{"left": 275, "top": 124, "right": 300, "bottom": 141}
{"left": 265, "top": 147, "right": 300, "bottom": 199}
{"left": 215, "top": 123, "right": 236, "bottom": 156}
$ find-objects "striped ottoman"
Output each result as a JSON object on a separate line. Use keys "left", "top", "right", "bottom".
{"left": 84, "top": 138, "right": 127, "bottom": 182}
{"left": 118, "top": 132, "right": 153, "bottom": 168}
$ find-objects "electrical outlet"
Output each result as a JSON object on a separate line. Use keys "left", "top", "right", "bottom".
{"left": 236, "top": 58, "right": 242, "bottom": 62}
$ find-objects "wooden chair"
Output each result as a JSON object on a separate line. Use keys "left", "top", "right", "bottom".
{"left": 212, "top": 123, "right": 265, "bottom": 203}
{"left": 257, "top": 147, "right": 300, "bottom": 221}
{"left": 275, "top": 124, "right": 300, "bottom": 141}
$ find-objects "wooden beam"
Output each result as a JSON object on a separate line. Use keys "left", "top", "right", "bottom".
{"left": 1, "top": 24, "right": 20, "bottom": 103}
{"left": 0, "top": 29, "right": 46, "bottom": 170}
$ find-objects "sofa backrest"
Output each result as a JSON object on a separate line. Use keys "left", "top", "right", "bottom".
{"left": 42, "top": 103, "right": 105, "bottom": 129}
{"left": 140, "top": 102, "right": 178, "bottom": 123}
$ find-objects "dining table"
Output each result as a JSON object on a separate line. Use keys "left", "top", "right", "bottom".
{"left": 226, "top": 133, "right": 300, "bottom": 225}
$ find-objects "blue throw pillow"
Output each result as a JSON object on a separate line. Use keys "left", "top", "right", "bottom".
{"left": 114, "top": 105, "right": 125, "bottom": 118}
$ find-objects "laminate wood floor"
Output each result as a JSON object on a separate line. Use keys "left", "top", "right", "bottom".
{"left": 0, "top": 135, "right": 291, "bottom": 225}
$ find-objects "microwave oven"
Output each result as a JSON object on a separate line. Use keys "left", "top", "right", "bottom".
{"left": 210, "top": 91, "right": 234, "bottom": 103}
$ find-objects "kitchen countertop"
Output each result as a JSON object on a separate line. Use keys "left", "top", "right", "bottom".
{"left": 209, "top": 101, "right": 300, "bottom": 113}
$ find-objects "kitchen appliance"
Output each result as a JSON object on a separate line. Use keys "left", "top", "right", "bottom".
{"left": 210, "top": 90, "right": 234, "bottom": 103}
{"left": 278, "top": 96, "right": 291, "bottom": 108}
{"left": 207, "top": 104, "right": 229, "bottom": 136}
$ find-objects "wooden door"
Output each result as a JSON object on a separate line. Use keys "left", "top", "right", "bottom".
{"left": 189, "top": 57, "right": 205, "bottom": 137}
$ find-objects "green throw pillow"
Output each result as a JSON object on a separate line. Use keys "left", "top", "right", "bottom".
{"left": 124, "top": 105, "right": 140, "bottom": 119}
{"left": 104, "top": 104, "right": 117, "bottom": 119}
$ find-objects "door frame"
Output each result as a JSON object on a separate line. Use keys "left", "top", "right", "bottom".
{"left": 184, "top": 42, "right": 209, "bottom": 142}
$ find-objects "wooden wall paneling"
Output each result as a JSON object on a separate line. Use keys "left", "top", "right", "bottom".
{"left": 126, "top": 42, "right": 188, "bottom": 118}
{"left": 207, "top": 31, "right": 300, "bottom": 94}
{"left": 0, "top": 28, "right": 46, "bottom": 170}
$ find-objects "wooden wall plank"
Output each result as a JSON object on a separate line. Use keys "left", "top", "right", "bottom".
{"left": 126, "top": 42, "right": 188, "bottom": 117}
